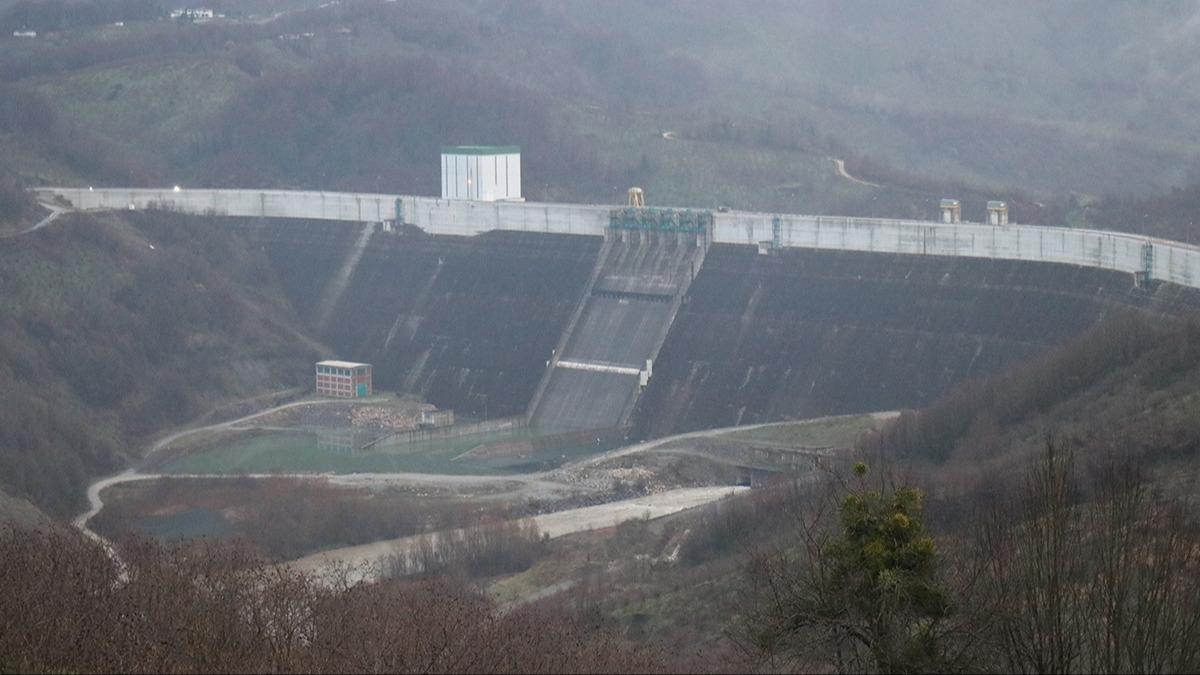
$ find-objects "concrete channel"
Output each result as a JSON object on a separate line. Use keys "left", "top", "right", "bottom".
{"left": 530, "top": 232, "right": 705, "bottom": 432}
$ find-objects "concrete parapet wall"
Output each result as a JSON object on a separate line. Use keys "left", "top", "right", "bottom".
{"left": 712, "top": 213, "right": 1199, "bottom": 288}
{"left": 401, "top": 197, "right": 610, "bottom": 237}
{"left": 41, "top": 187, "right": 399, "bottom": 223}
{"left": 36, "top": 187, "right": 1200, "bottom": 289}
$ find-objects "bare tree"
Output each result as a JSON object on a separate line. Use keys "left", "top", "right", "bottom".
{"left": 978, "top": 439, "right": 1200, "bottom": 673}
{"left": 0, "top": 528, "right": 664, "bottom": 673}
{"left": 979, "top": 438, "right": 1085, "bottom": 674}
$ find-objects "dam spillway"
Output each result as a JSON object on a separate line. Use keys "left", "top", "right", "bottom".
{"left": 529, "top": 229, "right": 706, "bottom": 432}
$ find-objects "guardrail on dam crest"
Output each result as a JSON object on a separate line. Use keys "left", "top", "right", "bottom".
{"left": 36, "top": 187, "right": 1200, "bottom": 290}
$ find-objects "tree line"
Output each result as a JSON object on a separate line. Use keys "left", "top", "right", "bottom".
{"left": 0, "top": 528, "right": 666, "bottom": 673}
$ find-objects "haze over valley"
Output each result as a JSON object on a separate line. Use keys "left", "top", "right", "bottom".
{"left": 2, "top": 2, "right": 1200, "bottom": 673}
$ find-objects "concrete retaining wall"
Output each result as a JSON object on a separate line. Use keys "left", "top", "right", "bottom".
{"left": 370, "top": 415, "right": 527, "bottom": 452}
{"left": 36, "top": 187, "right": 1200, "bottom": 289}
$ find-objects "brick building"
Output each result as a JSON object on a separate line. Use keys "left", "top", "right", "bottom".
{"left": 315, "top": 360, "right": 372, "bottom": 398}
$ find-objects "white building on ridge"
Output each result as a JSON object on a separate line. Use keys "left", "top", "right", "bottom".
{"left": 441, "top": 145, "right": 521, "bottom": 202}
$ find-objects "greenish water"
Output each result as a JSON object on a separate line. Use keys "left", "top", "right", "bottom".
{"left": 138, "top": 508, "right": 231, "bottom": 541}
{"left": 160, "top": 429, "right": 621, "bottom": 476}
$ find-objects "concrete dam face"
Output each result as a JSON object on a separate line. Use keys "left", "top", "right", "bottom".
{"left": 254, "top": 221, "right": 599, "bottom": 420}
{"left": 631, "top": 245, "right": 1198, "bottom": 437}
{"left": 247, "top": 221, "right": 1197, "bottom": 437}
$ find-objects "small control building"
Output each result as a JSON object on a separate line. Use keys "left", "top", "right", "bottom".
{"left": 939, "top": 199, "right": 962, "bottom": 224}
{"left": 315, "top": 360, "right": 372, "bottom": 398}
{"left": 987, "top": 200, "right": 1009, "bottom": 226}
{"left": 441, "top": 145, "right": 522, "bottom": 201}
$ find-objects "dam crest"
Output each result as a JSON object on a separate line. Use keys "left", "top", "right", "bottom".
{"left": 37, "top": 187, "right": 1200, "bottom": 290}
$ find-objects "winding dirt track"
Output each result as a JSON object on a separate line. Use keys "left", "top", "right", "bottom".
{"left": 73, "top": 414, "right": 745, "bottom": 541}
{"left": 0, "top": 202, "right": 67, "bottom": 240}
{"left": 75, "top": 401, "right": 892, "bottom": 582}
{"left": 74, "top": 399, "right": 363, "bottom": 534}
{"left": 75, "top": 405, "right": 820, "bottom": 536}
{"left": 25, "top": 203, "right": 67, "bottom": 233}
{"left": 562, "top": 411, "right": 897, "bottom": 471}
{"left": 830, "top": 157, "right": 882, "bottom": 188}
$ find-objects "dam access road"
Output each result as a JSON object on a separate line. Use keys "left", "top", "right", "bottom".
{"left": 78, "top": 402, "right": 878, "bottom": 584}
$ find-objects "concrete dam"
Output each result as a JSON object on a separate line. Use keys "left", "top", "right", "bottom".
{"left": 38, "top": 187, "right": 1200, "bottom": 437}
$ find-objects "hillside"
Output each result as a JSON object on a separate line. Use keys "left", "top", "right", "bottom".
{"left": 0, "top": 486, "right": 55, "bottom": 531}
{"left": 4, "top": 1, "right": 1200, "bottom": 229}
{"left": 0, "top": 166, "right": 38, "bottom": 234}
{"left": 583, "top": 1, "right": 1200, "bottom": 196}
{"left": 869, "top": 310, "right": 1200, "bottom": 511}
{"left": 0, "top": 212, "right": 318, "bottom": 514}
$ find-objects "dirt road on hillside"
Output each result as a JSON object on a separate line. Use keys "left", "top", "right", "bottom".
{"left": 561, "top": 412, "right": 898, "bottom": 471}
{"left": 25, "top": 203, "right": 67, "bottom": 233}
{"left": 830, "top": 157, "right": 882, "bottom": 188}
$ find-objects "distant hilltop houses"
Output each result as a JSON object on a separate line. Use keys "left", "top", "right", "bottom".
{"left": 169, "top": 8, "right": 223, "bottom": 22}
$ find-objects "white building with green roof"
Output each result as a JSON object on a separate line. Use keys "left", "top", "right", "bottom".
{"left": 440, "top": 145, "right": 521, "bottom": 202}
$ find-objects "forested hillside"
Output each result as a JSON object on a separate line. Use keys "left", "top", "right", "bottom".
{"left": 0, "top": 167, "right": 36, "bottom": 233}
{"left": 197, "top": 58, "right": 607, "bottom": 199}
{"left": 869, "top": 310, "right": 1200, "bottom": 507}
{"left": 4, "top": 1, "right": 1200, "bottom": 226}
{"left": 0, "top": 213, "right": 317, "bottom": 514}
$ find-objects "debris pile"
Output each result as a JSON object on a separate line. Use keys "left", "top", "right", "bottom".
{"left": 350, "top": 406, "right": 422, "bottom": 430}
